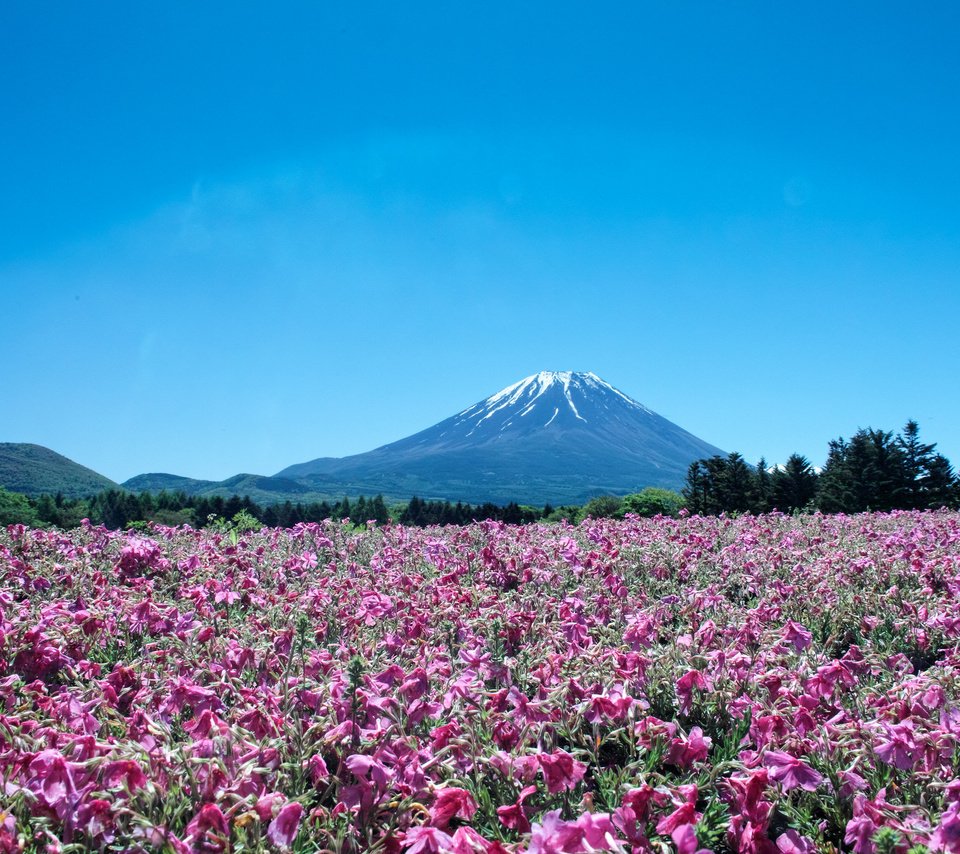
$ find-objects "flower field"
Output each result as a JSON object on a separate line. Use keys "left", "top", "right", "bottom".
{"left": 2, "top": 511, "right": 959, "bottom": 853}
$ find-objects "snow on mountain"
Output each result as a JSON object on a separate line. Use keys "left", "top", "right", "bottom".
{"left": 453, "top": 371, "right": 651, "bottom": 435}
{"left": 276, "top": 371, "right": 724, "bottom": 504}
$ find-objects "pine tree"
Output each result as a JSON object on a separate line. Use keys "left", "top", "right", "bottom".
{"left": 771, "top": 454, "right": 818, "bottom": 513}
{"left": 753, "top": 458, "right": 773, "bottom": 513}
{"left": 921, "top": 454, "right": 958, "bottom": 509}
{"left": 683, "top": 460, "right": 711, "bottom": 515}
{"left": 369, "top": 495, "right": 390, "bottom": 525}
{"left": 719, "top": 453, "right": 755, "bottom": 514}
{"left": 816, "top": 439, "right": 853, "bottom": 513}
{"left": 898, "top": 420, "right": 937, "bottom": 509}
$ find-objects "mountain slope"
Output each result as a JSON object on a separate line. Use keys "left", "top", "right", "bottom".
{"left": 0, "top": 443, "right": 119, "bottom": 498}
{"left": 278, "top": 371, "right": 723, "bottom": 504}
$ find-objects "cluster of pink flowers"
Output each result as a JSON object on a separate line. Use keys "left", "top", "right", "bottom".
{"left": 1, "top": 510, "right": 958, "bottom": 852}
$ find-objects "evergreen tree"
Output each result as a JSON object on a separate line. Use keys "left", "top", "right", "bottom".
{"left": 816, "top": 429, "right": 907, "bottom": 513}
{"left": 771, "top": 454, "right": 818, "bottom": 513}
{"left": 817, "top": 438, "right": 853, "bottom": 513}
{"left": 718, "top": 453, "right": 755, "bottom": 514}
{"left": 369, "top": 495, "right": 390, "bottom": 525}
{"left": 753, "top": 458, "right": 773, "bottom": 514}
{"left": 898, "top": 420, "right": 936, "bottom": 509}
{"left": 353, "top": 496, "right": 368, "bottom": 525}
{"left": 683, "top": 460, "right": 712, "bottom": 515}
{"left": 401, "top": 496, "right": 423, "bottom": 526}
{"left": 921, "top": 454, "right": 959, "bottom": 509}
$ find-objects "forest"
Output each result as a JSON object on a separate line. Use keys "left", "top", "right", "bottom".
{"left": 1, "top": 421, "right": 956, "bottom": 530}
{"left": 683, "top": 420, "right": 958, "bottom": 516}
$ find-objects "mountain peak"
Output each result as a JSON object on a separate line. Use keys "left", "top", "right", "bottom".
{"left": 457, "top": 371, "right": 651, "bottom": 433}
{"left": 277, "top": 371, "right": 723, "bottom": 503}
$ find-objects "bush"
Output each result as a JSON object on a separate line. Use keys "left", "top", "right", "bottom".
{"left": 581, "top": 494, "right": 623, "bottom": 519}
{"left": 620, "top": 487, "right": 686, "bottom": 518}
{"left": 0, "top": 487, "right": 40, "bottom": 526}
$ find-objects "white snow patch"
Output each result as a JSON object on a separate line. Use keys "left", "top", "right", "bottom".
{"left": 454, "top": 371, "right": 655, "bottom": 431}
{"left": 544, "top": 407, "right": 560, "bottom": 427}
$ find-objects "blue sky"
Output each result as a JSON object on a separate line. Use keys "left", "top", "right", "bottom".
{"left": 2, "top": 2, "right": 959, "bottom": 484}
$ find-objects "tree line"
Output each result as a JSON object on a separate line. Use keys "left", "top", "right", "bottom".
{"left": 2, "top": 419, "right": 956, "bottom": 529}
{"left": 683, "top": 420, "right": 958, "bottom": 516}
{"left": 0, "top": 487, "right": 560, "bottom": 530}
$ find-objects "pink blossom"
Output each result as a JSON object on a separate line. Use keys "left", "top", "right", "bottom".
{"left": 929, "top": 801, "right": 960, "bottom": 852}
{"left": 496, "top": 785, "right": 536, "bottom": 833}
{"left": 665, "top": 726, "right": 712, "bottom": 768}
{"left": 26, "top": 750, "right": 79, "bottom": 820}
{"left": 527, "top": 810, "right": 621, "bottom": 853}
{"left": 844, "top": 795, "right": 882, "bottom": 854}
{"left": 405, "top": 826, "right": 455, "bottom": 854}
{"left": 430, "top": 787, "right": 478, "bottom": 830}
{"left": 875, "top": 721, "right": 920, "bottom": 770}
{"left": 267, "top": 802, "right": 304, "bottom": 851}
{"left": 781, "top": 620, "right": 813, "bottom": 652}
{"left": 672, "top": 823, "right": 712, "bottom": 854}
{"left": 676, "top": 670, "right": 710, "bottom": 716}
{"left": 183, "top": 804, "right": 230, "bottom": 853}
{"left": 777, "top": 830, "right": 818, "bottom": 853}
{"left": 450, "top": 826, "right": 510, "bottom": 853}
{"left": 726, "top": 769, "right": 772, "bottom": 825}
{"left": 656, "top": 802, "right": 699, "bottom": 836}
{"left": 763, "top": 751, "right": 822, "bottom": 792}
{"left": 538, "top": 750, "right": 587, "bottom": 793}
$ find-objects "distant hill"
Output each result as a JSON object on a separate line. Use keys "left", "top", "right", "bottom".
{"left": 122, "top": 473, "right": 218, "bottom": 494}
{"left": 0, "top": 443, "right": 118, "bottom": 498}
{"left": 121, "top": 472, "right": 332, "bottom": 506}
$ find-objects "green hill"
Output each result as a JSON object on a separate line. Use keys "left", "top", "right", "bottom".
{"left": 0, "top": 443, "right": 119, "bottom": 498}
{"left": 122, "top": 472, "right": 217, "bottom": 494}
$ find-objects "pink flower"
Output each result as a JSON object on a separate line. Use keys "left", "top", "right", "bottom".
{"left": 763, "top": 751, "right": 822, "bottom": 792}
{"left": 26, "top": 750, "right": 78, "bottom": 820}
{"left": 497, "top": 785, "right": 537, "bottom": 834}
{"left": 405, "top": 826, "right": 455, "bottom": 854}
{"left": 183, "top": 803, "right": 229, "bottom": 853}
{"left": 665, "top": 726, "right": 712, "bottom": 768}
{"left": 929, "top": 801, "right": 960, "bottom": 852}
{"left": 875, "top": 721, "right": 919, "bottom": 770}
{"left": 672, "top": 823, "right": 712, "bottom": 854}
{"left": 782, "top": 621, "right": 813, "bottom": 653}
{"left": 613, "top": 785, "right": 667, "bottom": 847}
{"left": 538, "top": 750, "right": 587, "bottom": 794}
{"left": 656, "top": 802, "right": 699, "bottom": 836}
{"left": 844, "top": 795, "right": 879, "bottom": 854}
{"left": 307, "top": 753, "right": 330, "bottom": 786}
{"left": 76, "top": 798, "right": 113, "bottom": 842}
{"left": 430, "top": 787, "right": 478, "bottom": 830}
{"left": 449, "top": 826, "right": 501, "bottom": 852}
{"left": 675, "top": 670, "right": 710, "bottom": 716}
{"left": 101, "top": 760, "right": 148, "bottom": 793}
{"left": 527, "top": 810, "right": 622, "bottom": 853}
{"left": 267, "top": 802, "right": 304, "bottom": 851}
{"left": 777, "top": 830, "right": 818, "bottom": 853}
{"left": 731, "top": 820, "right": 779, "bottom": 854}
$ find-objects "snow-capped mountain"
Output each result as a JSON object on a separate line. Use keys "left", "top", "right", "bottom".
{"left": 277, "top": 371, "right": 723, "bottom": 505}
{"left": 447, "top": 371, "right": 655, "bottom": 437}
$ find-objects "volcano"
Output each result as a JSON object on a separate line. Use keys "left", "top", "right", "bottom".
{"left": 277, "top": 371, "right": 722, "bottom": 504}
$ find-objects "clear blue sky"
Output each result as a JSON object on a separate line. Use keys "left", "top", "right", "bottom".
{"left": 2, "top": 2, "right": 958, "bottom": 483}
